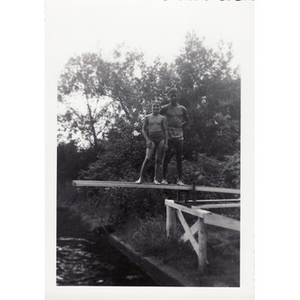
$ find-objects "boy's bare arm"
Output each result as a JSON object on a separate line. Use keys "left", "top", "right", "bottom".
{"left": 142, "top": 116, "right": 153, "bottom": 149}
{"left": 182, "top": 107, "right": 190, "bottom": 127}
{"left": 159, "top": 105, "right": 167, "bottom": 116}
{"left": 142, "top": 116, "right": 150, "bottom": 142}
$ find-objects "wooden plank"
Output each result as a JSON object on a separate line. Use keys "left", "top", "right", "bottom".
{"left": 73, "top": 180, "right": 192, "bottom": 191}
{"left": 194, "top": 186, "right": 240, "bottom": 194}
{"left": 186, "top": 199, "right": 240, "bottom": 203}
{"left": 180, "top": 219, "right": 199, "bottom": 243}
{"left": 198, "top": 218, "right": 208, "bottom": 273}
{"left": 202, "top": 211, "right": 240, "bottom": 231}
{"left": 165, "top": 200, "right": 211, "bottom": 219}
{"left": 166, "top": 200, "right": 239, "bottom": 231}
{"left": 72, "top": 180, "right": 240, "bottom": 194}
{"left": 166, "top": 205, "right": 177, "bottom": 239}
{"left": 193, "top": 203, "right": 241, "bottom": 209}
{"left": 176, "top": 210, "right": 199, "bottom": 256}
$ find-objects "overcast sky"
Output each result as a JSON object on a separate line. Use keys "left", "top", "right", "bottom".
{"left": 47, "top": 0, "right": 254, "bottom": 79}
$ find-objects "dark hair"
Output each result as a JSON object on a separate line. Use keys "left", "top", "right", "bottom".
{"left": 152, "top": 101, "right": 161, "bottom": 106}
{"left": 168, "top": 88, "right": 177, "bottom": 95}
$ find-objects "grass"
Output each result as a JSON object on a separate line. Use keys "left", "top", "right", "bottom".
{"left": 114, "top": 211, "right": 240, "bottom": 287}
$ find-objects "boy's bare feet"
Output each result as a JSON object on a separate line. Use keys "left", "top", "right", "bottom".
{"left": 154, "top": 179, "right": 161, "bottom": 185}
{"left": 161, "top": 179, "right": 168, "bottom": 185}
{"left": 177, "top": 180, "right": 185, "bottom": 186}
{"left": 135, "top": 178, "right": 143, "bottom": 184}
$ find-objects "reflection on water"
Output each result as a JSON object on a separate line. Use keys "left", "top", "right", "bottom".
{"left": 57, "top": 237, "right": 109, "bottom": 285}
{"left": 56, "top": 208, "right": 158, "bottom": 286}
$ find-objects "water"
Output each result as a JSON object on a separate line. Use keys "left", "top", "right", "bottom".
{"left": 56, "top": 207, "right": 158, "bottom": 286}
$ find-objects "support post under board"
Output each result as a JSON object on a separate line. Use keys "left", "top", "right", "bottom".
{"left": 197, "top": 217, "right": 208, "bottom": 273}
{"left": 166, "top": 203, "right": 177, "bottom": 239}
{"left": 76, "top": 187, "right": 87, "bottom": 202}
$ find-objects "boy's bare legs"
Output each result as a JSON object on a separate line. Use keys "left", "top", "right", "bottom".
{"left": 135, "top": 142, "right": 155, "bottom": 183}
{"left": 154, "top": 140, "right": 164, "bottom": 184}
{"left": 162, "top": 140, "right": 173, "bottom": 185}
{"left": 174, "top": 140, "right": 185, "bottom": 185}
{"left": 161, "top": 139, "right": 185, "bottom": 185}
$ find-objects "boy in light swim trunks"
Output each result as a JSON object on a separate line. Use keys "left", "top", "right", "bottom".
{"left": 160, "top": 88, "right": 190, "bottom": 186}
{"left": 135, "top": 101, "right": 168, "bottom": 184}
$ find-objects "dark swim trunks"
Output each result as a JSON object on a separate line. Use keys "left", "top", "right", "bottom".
{"left": 149, "top": 131, "right": 164, "bottom": 146}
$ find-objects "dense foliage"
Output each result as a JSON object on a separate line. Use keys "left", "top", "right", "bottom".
{"left": 57, "top": 32, "right": 240, "bottom": 226}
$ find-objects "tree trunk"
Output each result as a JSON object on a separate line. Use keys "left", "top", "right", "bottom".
{"left": 86, "top": 96, "right": 98, "bottom": 149}
{"left": 118, "top": 97, "right": 132, "bottom": 121}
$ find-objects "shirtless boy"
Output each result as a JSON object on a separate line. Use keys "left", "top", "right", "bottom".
{"left": 160, "top": 88, "right": 189, "bottom": 186}
{"left": 135, "top": 101, "right": 168, "bottom": 184}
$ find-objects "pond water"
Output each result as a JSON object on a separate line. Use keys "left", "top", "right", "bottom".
{"left": 56, "top": 207, "right": 158, "bottom": 286}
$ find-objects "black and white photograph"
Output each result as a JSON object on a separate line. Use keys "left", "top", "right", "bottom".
{"left": 46, "top": 0, "right": 254, "bottom": 298}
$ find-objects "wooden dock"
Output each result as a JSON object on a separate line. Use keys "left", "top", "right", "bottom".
{"left": 72, "top": 179, "right": 240, "bottom": 273}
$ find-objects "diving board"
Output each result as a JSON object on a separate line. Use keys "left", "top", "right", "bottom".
{"left": 72, "top": 180, "right": 240, "bottom": 194}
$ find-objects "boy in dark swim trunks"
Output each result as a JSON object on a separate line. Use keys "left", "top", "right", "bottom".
{"left": 160, "top": 88, "right": 190, "bottom": 186}
{"left": 135, "top": 101, "right": 168, "bottom": 184}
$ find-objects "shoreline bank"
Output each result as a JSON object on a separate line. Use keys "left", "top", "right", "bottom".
{"left": 108, "top": 234, "right": 196, "bottom": 286}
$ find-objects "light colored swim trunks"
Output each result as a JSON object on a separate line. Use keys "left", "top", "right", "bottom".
{"left": 168, "top": 127, "right": 184, "bottom": 140}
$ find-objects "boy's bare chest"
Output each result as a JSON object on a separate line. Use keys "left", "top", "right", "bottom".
{"left": 166, "top": 107, "right": 183, "bottom": 119}
{"left": 148, "top": 116, "right": 162, "bottom": 126}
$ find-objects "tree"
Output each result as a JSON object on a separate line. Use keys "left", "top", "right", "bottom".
{"left": 58, "top": 48, "right": 149, "bottom": 148}
{"left": 57, "top": 140, "right": 98, "bottom": 185}
{"left": 107, "top": 47, "right": 146, "bottom": 122}
{"left": 174, "top": 32, "right": 240, "bottom": 156}
{"left": 58, "top": 52, "right": 112, "bottom": 149}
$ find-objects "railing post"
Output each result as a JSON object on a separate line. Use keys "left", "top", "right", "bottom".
{"left": 198, "top": 217, "right": 207, "bottom": 273}
{"left": 166, "top": 200, "right": 177, "bottom": 239}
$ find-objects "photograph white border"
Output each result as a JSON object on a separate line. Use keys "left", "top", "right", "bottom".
{"left": 46, "top": 0, "right": 254, "bottom": 299}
